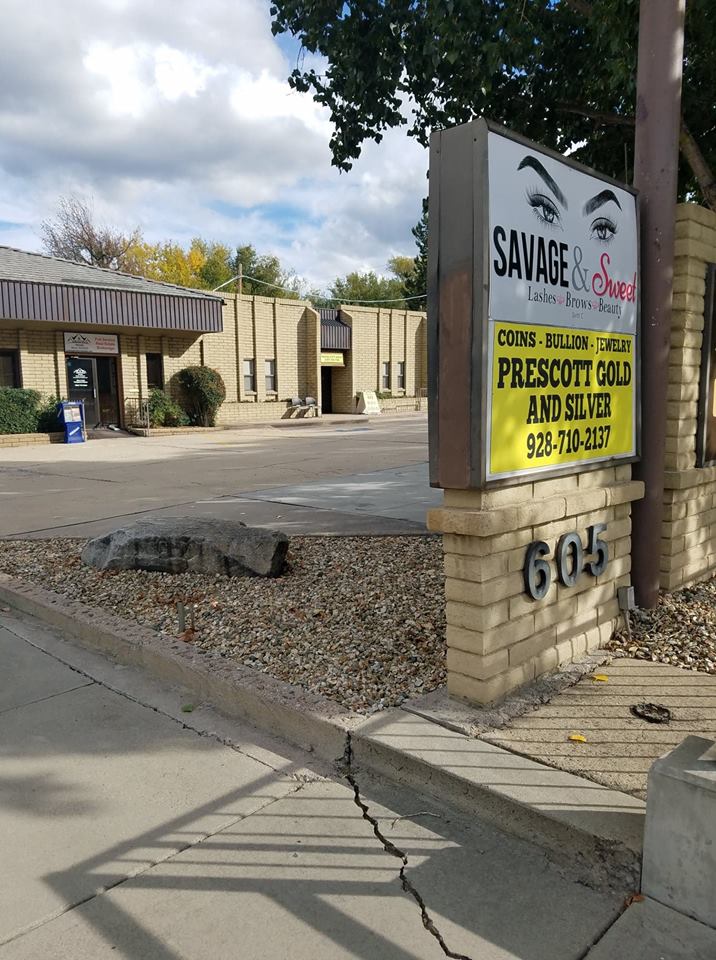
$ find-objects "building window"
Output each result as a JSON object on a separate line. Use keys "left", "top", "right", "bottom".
{"left": 265, "top": 359, "right": 276, "bottom": 393}
{"left": 0, "top": 350, "right": 20, "bottom": 388}
{"left": 381, "top": 361, "right": 391, "bottom": 390}
{"left": 146, "top": 353, "right": 164, "bottom": 391}
{"left": 697, "top": 264, "right": 716, "bottom": 465}
{"left": 397, "top": 361, "right": 405, "bottom": 391}
{"left": 243, "top": 358, "right": 256, "bottom": 393}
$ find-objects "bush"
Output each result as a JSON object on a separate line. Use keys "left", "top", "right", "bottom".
{"left": 0, "top": 387, "right": 41, "bottom": 434}
{"left": 36, "top": 396, "right": 64, "bottom": 433}
{"left": 147, "top": 388, "right": 189, "bottom": 428}
{"left": 176, "top": 366, "right": 226, "bottom": 426}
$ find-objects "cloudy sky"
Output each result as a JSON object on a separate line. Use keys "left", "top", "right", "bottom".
{"left": 0, "top": 0, "right": 428, "bottom": 292}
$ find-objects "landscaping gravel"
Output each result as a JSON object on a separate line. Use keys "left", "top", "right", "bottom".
{"left": 0, "top": 536, "right": 446, "bottom": 712}
{"left": 608, "top": 577, "right": 716, "bottom": 675}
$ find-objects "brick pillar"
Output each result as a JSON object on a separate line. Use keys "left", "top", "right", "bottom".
{"left": 428, "top": 467, "right": 644, "bottom": 705}
{"left": 54, "top": 331, "right": 67, "bottom": 397}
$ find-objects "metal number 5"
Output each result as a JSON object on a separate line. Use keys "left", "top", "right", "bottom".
{"left": 587, "top": 523, "right": 609, "bottom": 577}
{"left": 524, "top": 540, "right": 551, "bottom": 600}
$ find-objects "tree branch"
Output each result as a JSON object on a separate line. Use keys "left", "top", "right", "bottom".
{"left": 557, "top": 104, "right": 634, "bottom": 127}
{"left": 563, "top": 0, "right": 594, "bottom": 17}
{"left": 557, "top": 105, "right": 716, "bottom": 212}
{"left": 679, "top": 122, "right": 716, "bottom": 212}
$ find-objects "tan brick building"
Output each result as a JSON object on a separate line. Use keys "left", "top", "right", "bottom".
{"left": 0, "top": 247, "right": 427, "bottom": 429}
{"left": 659, "top": 203, "right": 716, "bottom": 589}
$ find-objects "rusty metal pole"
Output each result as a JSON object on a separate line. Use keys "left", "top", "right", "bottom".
{"left": 631, "top": 0, "right": 686, "bottom": 608}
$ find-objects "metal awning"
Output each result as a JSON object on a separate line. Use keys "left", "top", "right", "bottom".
{"left": 320, "top": 308, "right": 351, "bottom": 350}
{"left": 0, "top": 279, "right": 223, "bottom": 333}
{"left": 0, "top": 246, "right": 224, "bottom": 333}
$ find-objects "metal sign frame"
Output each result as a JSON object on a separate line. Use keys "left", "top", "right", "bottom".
{"left": 428, "top": 118, "right": 641, "bottom": 489}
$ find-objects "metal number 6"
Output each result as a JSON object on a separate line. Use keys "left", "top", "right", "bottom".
{"left": 524, "top": 540, "right": 551, "bottom": 600}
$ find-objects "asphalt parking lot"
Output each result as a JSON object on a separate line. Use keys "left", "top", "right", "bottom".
{"left": 0, "top": 416, "right": 441, "bottom": 539}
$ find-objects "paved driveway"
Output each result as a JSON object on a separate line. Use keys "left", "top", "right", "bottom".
{"left": 0, "top": 417, "right": 441, "bottom": 539}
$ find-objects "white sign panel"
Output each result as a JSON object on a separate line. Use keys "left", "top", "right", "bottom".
{"left": 64, "top": 333, "right": 119, "bottom": 355}
{"left": 484, "top": 127, "right": 639, "bottom": 480}
{"left": 488, "top": 132, "right": 638, "bottom": 336}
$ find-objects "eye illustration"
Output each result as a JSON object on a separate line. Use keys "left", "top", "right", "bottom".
{"left": 590, "top": 216, "right": 618, "bottom": 243}
{"left": 526, "top": 189, "right": 563, "bottom": 229}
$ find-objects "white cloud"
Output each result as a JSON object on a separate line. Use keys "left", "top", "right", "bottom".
{"left": 0, "top": 0, "right": 427, "bottom": 292}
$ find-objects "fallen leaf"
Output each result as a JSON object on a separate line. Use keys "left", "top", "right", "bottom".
{"left": 181, "top": 704, "right": 195, "bottom": 713}
{"left": 568, "top": 733, "right": 587, "bottom": 743}
{"left": 591, "top": 674, "right": 609, "bottom": 682}
{"left": 179, "top": 628, "right": 196, "bottom": 642}
{"left": 624, "top": 893, "right": 645, "bottom": 908}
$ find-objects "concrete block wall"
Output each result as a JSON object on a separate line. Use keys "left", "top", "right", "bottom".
{"left": 1, "top": 295, "right": 425, "bottom": 427}
{"left": 428, "top": 467, "right": 644, "bottom": 704}
{"left": 661, "top": 203, "right": 716, "bottom": 590}
{"left": 335, "top": 306, "right": 427, "bottom": 414}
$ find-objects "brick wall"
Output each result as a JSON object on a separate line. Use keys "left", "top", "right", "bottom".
{"left": 429, "top": 467, "right": 643, "bottom": 704}
{"left": 334, "top": 306, "right": 427, "bottom": 414}
{"left": 1, "top": 295, "right": 426, "bottom": 427}
{"left": 661, "top": 203, "right": 716, "bottom": 590}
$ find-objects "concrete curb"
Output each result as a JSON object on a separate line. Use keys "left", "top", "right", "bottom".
{"left": 0, "top": 574, "right": 644, "bottom": 891}
{"left": 0, "top": 575, "right": 362, "bottom": 762}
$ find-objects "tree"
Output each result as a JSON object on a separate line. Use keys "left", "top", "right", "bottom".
{"left": 404, "top": 202, "right": 427, "bottom": 307}
{"left": 234, "top": 244, "right": 301, "bottom": 298}
{"left": 40, "top": 195, "right": 143, "bottom": 269}
{"left": 329, "top": 269, "right": 407, "bottom": 307}
{"left": 271, "top": 0, "right": 716, "bottom": 210}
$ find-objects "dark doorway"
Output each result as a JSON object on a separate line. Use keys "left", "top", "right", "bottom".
{"left": 321, "top": 367, "right": 333, "bottom": 414}
{"left": 66, "top": 355, "right": 120, "bottom": 427}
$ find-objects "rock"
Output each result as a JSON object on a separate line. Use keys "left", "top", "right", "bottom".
{"left": 82, "top": 518, "right": 288, "bottom": 578}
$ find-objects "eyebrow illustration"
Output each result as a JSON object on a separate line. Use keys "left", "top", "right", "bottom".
{"left": 583, "top": 189, "right": 622, "bottom": 215}
{"left": 517, "top": 155, "right": 567, "bottom": 208}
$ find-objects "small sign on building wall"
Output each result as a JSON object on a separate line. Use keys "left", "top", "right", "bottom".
{"left": 320, "top": 352, "right": 345, "bottom": 367}
{"left": 64, "top": 333, "right": 119, "bottom": 355}
{"left": 428, "top": 119, "right": 639, "bottom": 488}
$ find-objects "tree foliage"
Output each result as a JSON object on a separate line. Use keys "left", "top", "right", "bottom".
{"left": 41, "top": 195, "right": 142, "bottom": 269}
{"left": 271, "top": 0, "right": 716, "bottom": 208}
{"left": 327, "top": 254, "right": 425, "bottom": 308}
{"left": 40, "top": 196, "right": 302, "bottom": 294}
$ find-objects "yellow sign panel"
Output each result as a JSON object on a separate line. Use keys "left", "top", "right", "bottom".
{"left": 320, "top": 352, "right": 345, "bottom": 367}
{"left": 488, "top": 321, "right": 635, "bottom": 478}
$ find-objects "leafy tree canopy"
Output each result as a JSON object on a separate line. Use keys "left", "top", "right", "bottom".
{"left": 327, "top": 255, "right": 423, "bottom": 308}
{"left": 40, "top": 197, "right": 302, "bottom": 296}
{"left": 271, "top": 0, "right": 716, "bottom": 209}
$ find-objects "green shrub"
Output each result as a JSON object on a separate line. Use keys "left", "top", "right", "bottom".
{"left": 36, "top": 396, "right": 64, "bottom": 433}
{"left": 0, "top": 387, "right": 41, "bottom": 434}
{"left": 147, "top": 388, "right": 189, "bottom": 428}
{"left": 176, "top": 366, "right": 226, "bottom": 427}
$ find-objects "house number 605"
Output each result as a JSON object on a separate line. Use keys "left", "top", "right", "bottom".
{"left": 523, "top": 524, "right": 609, "bottom": 600}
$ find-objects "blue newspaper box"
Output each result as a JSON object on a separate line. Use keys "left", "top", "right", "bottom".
{"left": 58, "top": 401, "right": 85, "bottom": 444}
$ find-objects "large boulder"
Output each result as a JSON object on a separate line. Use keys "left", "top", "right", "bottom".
{"left": 82, "top": 518, "right": 288, "bottom": 578}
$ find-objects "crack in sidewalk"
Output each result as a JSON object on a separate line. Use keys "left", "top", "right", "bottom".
{"left": 339, "top": 734, "right": 473, "bottom": 960}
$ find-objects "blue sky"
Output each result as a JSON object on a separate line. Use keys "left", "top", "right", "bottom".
{"left": 0, "top": 0, "right": 427, "bottom": 292}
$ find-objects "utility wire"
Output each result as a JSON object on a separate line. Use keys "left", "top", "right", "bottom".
{"left": 212, "top": 272, "right": 427, "bottom": 304}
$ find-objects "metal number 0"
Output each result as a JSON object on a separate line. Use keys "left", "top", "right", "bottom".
{"left": 556, "top": 532, "right": 584, "bottom": 587}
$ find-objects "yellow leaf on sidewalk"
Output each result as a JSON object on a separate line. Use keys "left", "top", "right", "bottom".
{"left": 568, "top": 733, "right": 587, "bottom": 743}
{"left": 591, "top": 674, "right": 609, "bottom": 682}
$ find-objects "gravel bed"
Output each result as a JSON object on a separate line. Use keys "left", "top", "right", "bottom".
{"left": 608, "top": 578, "right": 716, "bottom": 674}
{"left": 0, "top": 537, "right": 446, "bottom": 712}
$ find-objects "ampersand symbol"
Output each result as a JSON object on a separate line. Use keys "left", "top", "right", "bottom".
{"left": 571, "top": 245, "right": 590, "bottom": 291}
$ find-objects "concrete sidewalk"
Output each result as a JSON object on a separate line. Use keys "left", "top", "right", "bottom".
{"left": 1, "top": 616, "right": 633, "bottom": 960}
